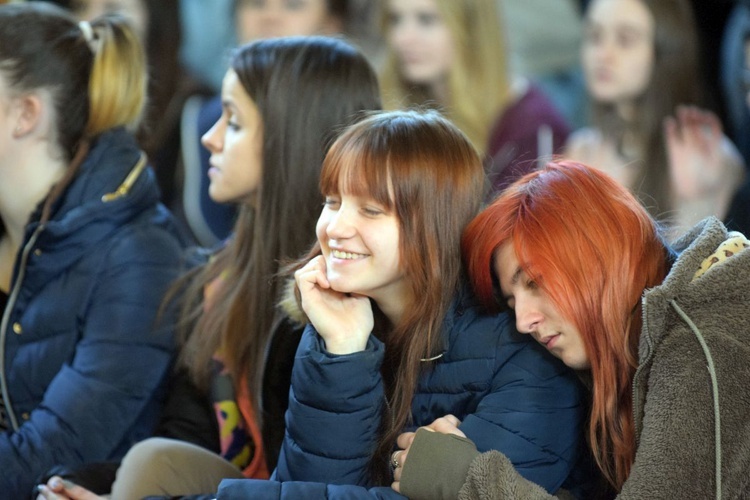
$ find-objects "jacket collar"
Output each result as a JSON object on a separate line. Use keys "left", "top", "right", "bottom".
{"left": 26, "top": 128, "right": 159, "bottom": 246}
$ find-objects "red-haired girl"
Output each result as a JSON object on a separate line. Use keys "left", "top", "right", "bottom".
{"left": 394, "top": 161, "right": 750, "bottom": 499}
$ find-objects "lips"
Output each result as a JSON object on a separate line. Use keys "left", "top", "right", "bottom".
{"left": 538, "top": 333, "right": 560, "bottom": 349}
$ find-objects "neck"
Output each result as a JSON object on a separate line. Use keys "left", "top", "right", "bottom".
{"left": 616, "top": 100, "right": 636, "bottom": 122}
{"left": 429, "top": 77, "right": 450, "bottom": 106}
{"left": 373, "top": 287, "right": 410, "bottom": 327}
{"left": 0, "top": 142, "right": 67, "bottom": 245}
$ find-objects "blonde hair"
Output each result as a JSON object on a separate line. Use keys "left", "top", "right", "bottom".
{"left": 87, "top": 15, "right": 147, "bottom": 136}
{"left": 380, "top": 0, "right": 511, "bottom": 153}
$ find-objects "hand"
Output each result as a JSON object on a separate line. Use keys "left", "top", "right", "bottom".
{"left": 424, "top": 414, "right": 466, "bottom": 437}
{"left": 294, "top": 255, "right": 373, "bottom": 354}
{"left": 36, "top": 476, "right": 105, "bottom": 500}
{"left": 665, "top": 105, "right": 726, "bottom": 200}
{"left": 391, "top": 415, "right": 465, "bottom": 493}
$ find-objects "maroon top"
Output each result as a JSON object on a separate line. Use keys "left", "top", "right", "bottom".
{"left": 485, "top": 85, "right": 570, "bottom": 196}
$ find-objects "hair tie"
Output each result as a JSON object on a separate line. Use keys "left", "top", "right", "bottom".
{"left": 78, "top": 20, "right": 97, "bottom": 51}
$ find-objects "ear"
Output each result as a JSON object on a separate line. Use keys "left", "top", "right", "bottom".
{"left": 13, "top": 93, "right": 46, "bottom": 138}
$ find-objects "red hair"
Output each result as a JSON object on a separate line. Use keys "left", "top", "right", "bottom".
{"left": 462, "top": 161, "right": 670, "bottom": 490}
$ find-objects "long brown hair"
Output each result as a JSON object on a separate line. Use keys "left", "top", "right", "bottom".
{"left": 289, "top": 109, "right": 485, "bottom": 484}
{"left": 586, "top": 0, "right": 704, "bottom": 218}
{"left": 172, "top": 37, "right": 381, "bottom": 422}
{"left": 463, "top": 161, "right": 671, "bottom": 490}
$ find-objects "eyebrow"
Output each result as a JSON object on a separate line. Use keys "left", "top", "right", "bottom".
{"left": 499, "top": 266, "right": 523, "bottom": 302}
{"left": 510, "top": 267, "right": 522, "bottom": 286}
{"left": 221, "top": 100, "right": 238, "bottom": 113}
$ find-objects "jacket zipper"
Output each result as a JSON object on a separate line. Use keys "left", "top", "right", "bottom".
{"left": 632, "top": 299, "right": 655, "bottom": 447}
{"left": 0, "top": 224, "right": 46, "bottom": 431}
{"left": 101, "top": 152, "right": 147, "bottom": 202}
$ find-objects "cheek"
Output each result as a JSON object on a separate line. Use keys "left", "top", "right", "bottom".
{"left": 290, "top": 11, "right": 327, "bottom": 34}
{"left": 315, "top": 215, "right": 329, "bottom": 245}
{"left": 437, "top": 38, "right": 455, "bottom": 68}
{"left": 236, "top": 12, "right": 260, "bottom": 40}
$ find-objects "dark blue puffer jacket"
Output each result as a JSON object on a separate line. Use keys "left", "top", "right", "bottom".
{"left": 218, "top": 286, "right": 587, "bottom": 499}
{"left": 0, "top": 128, "right": 187, "bottom": 497}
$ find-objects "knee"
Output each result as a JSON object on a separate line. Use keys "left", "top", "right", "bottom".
{"left": 119, "top": 437, "right": 180, "bottom": 473}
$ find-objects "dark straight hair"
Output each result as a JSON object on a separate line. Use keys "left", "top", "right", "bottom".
{"left": 173, "top": 36, "right": 382, "bottom": 429}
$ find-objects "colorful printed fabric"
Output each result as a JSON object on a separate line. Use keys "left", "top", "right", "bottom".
{"left": 211, "top": 356, "right": 253, "bottom": 469}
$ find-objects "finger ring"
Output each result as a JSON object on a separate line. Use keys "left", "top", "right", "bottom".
{"left": 391, "top": 450, "right": 403, "bottom": 470}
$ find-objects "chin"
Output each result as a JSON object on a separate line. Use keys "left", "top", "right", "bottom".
{"left": 400, "top": 69, "right": 437, "bottom": 87}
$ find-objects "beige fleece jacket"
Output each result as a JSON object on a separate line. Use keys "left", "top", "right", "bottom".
{"left": 401, "top": 217, "right": 750, "bottom": 500}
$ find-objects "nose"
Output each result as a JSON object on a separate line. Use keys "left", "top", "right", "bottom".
{"left": 390, "top": 20, "right": 417, "bottom": 51}
{"left": 514, "top": 295, "right": 543, "bottom": 334}
{"left": 325, "top": 206, "right": 355, "bottom": 240}
{"left": 256, "top": 5, "right": 283, "bottom": 31}
{"left": 591, "top": 36, "right": 614, "bottom": 63}
{"left": 201, "top": 117, "right": 224, "bottom": 154}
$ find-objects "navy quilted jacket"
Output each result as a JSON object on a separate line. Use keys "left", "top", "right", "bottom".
{"left": 218, "top": 285, "right": 587, "bottom": 498}
{"left": 0, "top": 128, "right": 187, "bottom": 497}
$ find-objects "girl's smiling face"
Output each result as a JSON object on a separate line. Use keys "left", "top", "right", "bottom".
{"left": 315, "top": 191, "right": 407, "bottom": 307}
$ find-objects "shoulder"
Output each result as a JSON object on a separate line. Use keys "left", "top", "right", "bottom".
{"left": 494, "top": 82, "right": 569, "bottom": 133}
{"left": 446, "top": 293, "right": 572, "bottom": 381}
{"left": 104, "top": 208, "right": 186, "bottom": 264}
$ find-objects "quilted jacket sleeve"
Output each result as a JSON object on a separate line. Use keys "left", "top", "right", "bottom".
{"left": 0, "top": 224, "right": 183, "bottom": 497}
{"left": 272, "top": 325, "right": 386, "bottom": 486}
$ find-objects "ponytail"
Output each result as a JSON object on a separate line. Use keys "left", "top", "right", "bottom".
{"left": 85, "top": 15, "right": 147, "bottom": 136}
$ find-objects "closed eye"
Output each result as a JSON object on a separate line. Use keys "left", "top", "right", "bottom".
{"left": 323, "top": 197, "right": 341, "bottom": 209}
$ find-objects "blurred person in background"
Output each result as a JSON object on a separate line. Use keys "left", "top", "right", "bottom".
{"left": 380, "top": 0, "right": 570, "bottom": 196}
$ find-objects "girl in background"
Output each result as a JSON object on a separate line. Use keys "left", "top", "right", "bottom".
{"left": 566, "top": 0, "right": 745, "bottom": 236}
{"left": 380, "top": 0, "right": 570, "bottom": 194}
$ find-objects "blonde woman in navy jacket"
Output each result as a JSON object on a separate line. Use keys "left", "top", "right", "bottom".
{"left": 0, "top": 4, "right": 186, "bottom": 497}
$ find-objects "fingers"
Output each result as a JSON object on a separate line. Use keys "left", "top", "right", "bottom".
{"left": 396, "top": 431, "right": 416, "bottom": 449}
{"left": 294, "top": 255, "right": 330, "bottom": 293}
{"left": 674, "top": 106, "right": 722, "bottom": 142}
{"left": 392, "top": 449, "right": 409, "bottom": 481}
{"left": 38, "top": 477, "right": 103, "bottom": 500}
{"left": 426, "top": 414, "right": 464, "bottom": 435}
{"left": 441, "top": 414, "right": 462, "bottom": 427}
{"left": 36, "top": 485, "right": 58, "bottom": 500}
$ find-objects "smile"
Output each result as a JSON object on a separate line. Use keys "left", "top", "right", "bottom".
{"left": 331, "top": 250, "right": 368, "bottom": 260}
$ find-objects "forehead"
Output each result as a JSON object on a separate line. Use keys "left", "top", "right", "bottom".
{"left": 587, "top": 0, "right": 653, "bottom": 32}
{"left": 221, "top": 69, "right": 250, "bottom": 103}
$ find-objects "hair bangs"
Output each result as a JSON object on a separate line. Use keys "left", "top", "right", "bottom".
{"left": 320, "top": 126, "right": 394, "bottom": 210}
